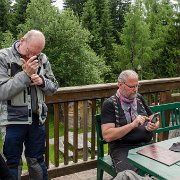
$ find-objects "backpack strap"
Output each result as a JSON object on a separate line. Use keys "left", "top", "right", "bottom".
{"left": 110, "top": 95, "right": 122, "bottom": 127}
{"left": 136, "top": 93, "right": 152, "bottom": 116}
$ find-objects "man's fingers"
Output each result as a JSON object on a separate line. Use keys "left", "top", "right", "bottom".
{"left": 21, "top": 58, "right": 26, "bottom": 64}
{"left": 27, "top": 55, "right": 38, "bottom": 63}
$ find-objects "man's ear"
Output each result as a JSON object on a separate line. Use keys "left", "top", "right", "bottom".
{"left": 117, "top": 82, "right": 122, "bottom": 88}
{"left": 20, "top": 37, "right": 25, "bottom": 42}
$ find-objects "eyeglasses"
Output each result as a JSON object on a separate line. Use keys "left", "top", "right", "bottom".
{"left": 26, "top": 46, "right": 40, "bottom": 57}
{"left": 123, "top": 82, "right": 140, "bottom": 89}
{"left": 25, "top": 41, "right": 41, "bottom": 57}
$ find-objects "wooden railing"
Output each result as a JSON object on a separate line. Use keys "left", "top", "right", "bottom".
{"left": 22, "top": 77, "right": 180, "bottom": 179}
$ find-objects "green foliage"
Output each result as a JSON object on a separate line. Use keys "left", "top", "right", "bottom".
{"left": 80, "top": 0, "right": 130, "bottom": 82}
{"left": 10, "top": 0, "right": 31, "bottom": 37}
{"left": 81, "top": 0, "right": 104, "bottom": 55}
{"left": 144, "top": 0, "right": 179, "bottom": 78}
{"left": 0, "top": 0, "right": 179, "bottom": 83}
{"left": 100, "top": 0, "right": 115, "bottom": 62}
{"left": 93, "top": 0, "right": 104, "bottom": 23}
{"left": 109, "top": 0, "right": 131, "bottom": 43}
{"left": 45, "top": 10, "right": 109, "bottom": 86}
{"left": 1, "top": 30, "right": 15, "bottom": 48}
{"left": 113, "top": 0, "right": 152, "bottom": 79}
{"left": 0, "top": 0, "right": 11, "bottom": 32}
{"left": 64, "top": 0, "right": 87, "bottom": 17}
{"left": 17, "top": 0, "right": 108, "bottom": 86}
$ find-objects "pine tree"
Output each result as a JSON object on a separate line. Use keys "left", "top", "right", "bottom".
{"left": 10, "top": 0, "right": 31, "bottom": 37}
{"left": 113, "top": 0, "right": 152, "bottom": 79}
{"left": 109, "top": 0, "right": 131, "bottom": 43}
{"left": 64, "top": 0, "right": 87, "bottom": 18}
{"left": 100, "top": 0, "right": 115, "bottom": 63}
{"left": 0, "top": 0, "right": 11, "bottom": 32}
{"left": 81, "top": 0, "right": 103, "bottom": 55}
{"left": 144, "top": 0, "right": 178, "bottom": 78}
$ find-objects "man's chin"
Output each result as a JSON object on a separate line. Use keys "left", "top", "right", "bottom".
{"left": 129, "top": 93, "right": 137, "bottom": 99}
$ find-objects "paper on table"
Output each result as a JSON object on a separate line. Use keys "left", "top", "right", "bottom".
{"left": 137, "top": 145, "right": 180, "bottom": 166}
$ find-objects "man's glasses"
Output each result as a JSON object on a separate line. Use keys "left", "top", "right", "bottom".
{"left": 25, "top": 41, "right": 41, "bottom": 57}
{"left": 123, "top": 82, "right": 140, "bottom": 89}
{"left": 26, "top": 46, "right": 39, "bottom": 56}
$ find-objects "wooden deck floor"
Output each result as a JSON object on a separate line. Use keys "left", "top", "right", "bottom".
{"left": 51, "top": 168, "right": 112, "bottom": 180}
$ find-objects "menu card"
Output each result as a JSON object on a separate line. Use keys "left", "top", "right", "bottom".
{"left": 137, "top": 145, "right": 180, "bottom": 166}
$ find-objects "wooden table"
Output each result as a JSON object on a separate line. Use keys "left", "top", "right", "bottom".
{"left": 128, "top": 137, "right": 180, "bottom": 180}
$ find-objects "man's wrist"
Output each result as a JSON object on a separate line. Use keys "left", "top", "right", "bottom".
{"left": 129, "top": 122, "right": 135, "bottom": 129}
{"left": 23, "top": 70, "right": 31, "bottom": 78}
{"left": 39, "top": 75, "right": 45, "bottom": 87}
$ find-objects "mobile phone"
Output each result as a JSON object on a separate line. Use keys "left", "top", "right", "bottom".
{"left": 151, "top": 112, "right": 160, "bottom": 123}
{"left": 36, "top": 54, "right": 40, "bottom": 60}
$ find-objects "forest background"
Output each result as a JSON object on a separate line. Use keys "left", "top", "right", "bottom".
{"left": 0, "top": 0, "right": 179, "bottom": 87}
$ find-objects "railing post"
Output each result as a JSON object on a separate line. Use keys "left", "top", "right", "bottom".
{"left": 91, "top": 100, "right": 96, "bottom": 159}
{"left": 54, "top": 103, "right": 60, "bottom": 167}
{"left": 64, "top": 102, "right": 69, "bottom": 165}
{"left": 159, "top": 91, "right": 171, "bottom": 141}
{"left": 83, "top": 101, "right": 88, "bottom": 161}
{"left": 73, "top": 101, "right": 78, "bottom": 163}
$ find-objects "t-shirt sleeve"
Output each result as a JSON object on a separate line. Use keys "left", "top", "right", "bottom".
{"left": 101, "top": 98, "right": 116, "bottom": 125}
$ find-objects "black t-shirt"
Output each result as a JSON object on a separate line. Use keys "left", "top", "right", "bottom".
{"left": 101, "top": 93, "right": 153, "bottom": 150}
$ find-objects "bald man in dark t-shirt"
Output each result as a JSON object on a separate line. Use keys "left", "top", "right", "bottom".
{"left": 101, "top": 70, "right": 159, "bottom": 173}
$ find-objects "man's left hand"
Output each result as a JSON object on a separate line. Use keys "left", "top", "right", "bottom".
{"left": 145, "top": 118, "right": 160, "bottom": 131}
{"left": 30, "top": 74, "right": 43, "bottom": 86}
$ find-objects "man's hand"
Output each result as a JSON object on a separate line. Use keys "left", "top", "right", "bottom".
{"left": 30, "top": 74, "right": 43, "bottom": 86}
{"left": 131, "top": 115, "right": 149, "bottom": 128}
{"left": 145, "top": 115, "right": 160, "bottom": 131}
{"left": 22, "top": 56, "right": 39, "bottom": 76}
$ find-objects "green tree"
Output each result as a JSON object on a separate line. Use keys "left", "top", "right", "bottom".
{"left": 10, "top": 0, "right": 31, "bottom": 37}
{"left": 0, "top": 0, "right": 11, "bottom": 32}
{"left": 81, "top": 0, "right": 103, "bottom": 55}
{"left": 99, "top": 0, "right": 115, "bottom": 67}
{"left": 64, "top": 0, "right": 87, "bottom": 18}
{"left": 18, "top": 0, "right": 108, "bottom": 86}
{"left": 109, "top": 0, "right": 131, "bottom": 43}
{"left": 0, "top": 0, "right": 11, "bottom": 48}
{"left": 1, "top": 30, "right": 15, "bottom": 48}
{"left": 113, "top": 0, "right": 152, "bottom": 79}
{"left": 144, "top": 0, "right": 178, "bottom": 78}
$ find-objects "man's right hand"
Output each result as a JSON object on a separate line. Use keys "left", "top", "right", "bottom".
{"left": 131, "top": 115, "right": 149, "bottom": 128}
{"left": 22, "top": 56, "right": 39, "bottom": 77}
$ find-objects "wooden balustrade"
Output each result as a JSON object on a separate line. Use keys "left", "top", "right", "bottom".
{"left": 22, "top": 77, "right": 180, "bottom": 179}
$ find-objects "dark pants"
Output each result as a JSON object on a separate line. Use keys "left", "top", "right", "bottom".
{"left": 110, "top": 146, "right": 138, "bottom": 173}
{"left": 3, "top": 121, "right": 48, "bottom": 180}
{"left": 110, "top": 142, "right": 152, "bottom": 173}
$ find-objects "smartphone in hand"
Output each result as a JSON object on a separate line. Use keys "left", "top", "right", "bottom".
{"left": 151, "top": 112, "right": 160, "bottom": 123}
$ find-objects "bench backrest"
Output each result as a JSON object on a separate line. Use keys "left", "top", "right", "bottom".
{"left": 150, "top": 102, "right": 180, "bottom": 134}
{"left": 96, "top": 114, "right": 107, "bottom": 158}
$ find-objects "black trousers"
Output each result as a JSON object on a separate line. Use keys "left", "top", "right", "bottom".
{"left": 110, "top": 146, "right": 138, "bottom": 173}
{"left": 0, "top": 153, "right": 14, "bottom": 180}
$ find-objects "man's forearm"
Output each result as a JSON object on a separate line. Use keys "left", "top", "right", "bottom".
{"left": 102, "top": 123, "right": 135, "bottom": 142}
{"left": 0, "top": 71, "right": 31, "bottom": 101}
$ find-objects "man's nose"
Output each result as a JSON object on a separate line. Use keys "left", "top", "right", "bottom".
{"left": 133, "top": 87, "right": 138, "bottom": 92}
